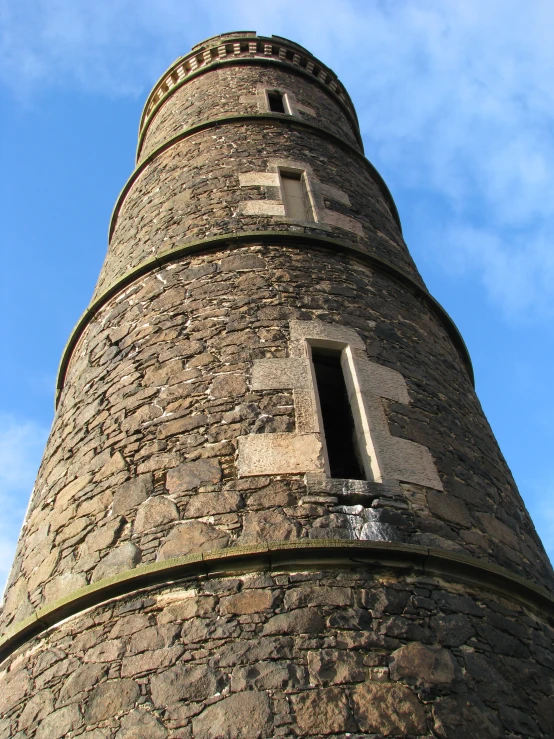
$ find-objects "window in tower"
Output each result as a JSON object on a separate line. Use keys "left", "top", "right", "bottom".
{"left": 280, "top": 170, "right": 314, "bottom": 221}
{"left": 310, "top": 345, "right": 366, "bottom": 480}
{"left": 267, "top": 90, "right": 289, "bottom": 114}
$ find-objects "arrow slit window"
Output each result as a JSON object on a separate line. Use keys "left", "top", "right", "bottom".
{"left": 267, "top": 90, "right": 289, "bottom": 114}
{"left": 310, "top": 345, "right": 366, "bottom": 480}
{"left": 280, "top": 170, "right": 314, "bottom": 221}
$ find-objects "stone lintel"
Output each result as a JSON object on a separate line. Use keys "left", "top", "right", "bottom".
{"left": 251, "top": 357, "right": 310, "bottom": 390}
{"left": 290, "top": 319, "right": 365, "bottom": 350}
{"left": 238, "top": 172, "right": 281, "bottom": 187}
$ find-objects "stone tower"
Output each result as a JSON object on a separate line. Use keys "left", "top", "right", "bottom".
{"left": 1, "top": 31, "right": 553, "bottom": 739}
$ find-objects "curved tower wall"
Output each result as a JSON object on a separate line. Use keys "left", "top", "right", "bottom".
{"left": 1, "top": 32, "right": 553, "bottom": 739}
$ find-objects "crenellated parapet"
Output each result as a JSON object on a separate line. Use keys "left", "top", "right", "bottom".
{"left": 138, "top": 32, "right": 360, "bottom": 161}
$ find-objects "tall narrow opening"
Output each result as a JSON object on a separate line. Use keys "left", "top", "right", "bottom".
{"left": 280, "top": 171, "right": 312, "bottom": 221}
{"left": 268, "top": 91, "right": 286, "bottom": 113}
{"left": 311, "top": 346, "right": 365, "bottom": 480}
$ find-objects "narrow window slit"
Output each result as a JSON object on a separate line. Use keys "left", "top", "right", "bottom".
{"left": 311, "top": 347, "right": 365, "bottom": 480}
{"left": 268, "top": 91, "right": 286, "bottom": 113}
{"left": 280, "top": 171, "right": 312, "bottom": 221}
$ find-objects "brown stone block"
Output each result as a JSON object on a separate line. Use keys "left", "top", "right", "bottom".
{"left": 155, "top": 595, "right": 202, "bottom": 624}
{"left": 157, "top": 413, "right": 207, "bottom": 439}
{"left": 112, "top": 474, "right": 153, "bottom": 515}
{"left": 26, "top": 550, "right": 59, "bottom": 591}
{"left": 116, "top": 709, "right": 168, "bottom": 739}
{"left": 120, "top": 645, "right": 184, "bottom": 677}
{"left": 82, "top": 516, "right": 125, "bottom": 555}
{"left": 43, "top": 572, "right": 87, "bottom": 604}
{"left": 109, "top": 613, "right": 150, "bottom": 638}
{"left": 91, "top": 542, "right": 142, "bottom": 582}
{"left": 220, "top": 588, "right": 275, "bottom": 615}
{"left": 231, "top": 661, "right": 305, "bottom": 692}
{"left": 351, "top": 681, "right": 427, "bottom": 735}
{"left": 85, "top": 678, "right": 140, "bottom": 723}
{"left": 293, "top": 686, "right": 356, "bottom": 734}
{"left": 433, "top": 694, "right": 504, "bottom": 739}
{"left": 307, "top": 649, "right": 366, "bottom": 685}
{"left": 158, "top": 521, "right": 229, "bottom": 560}
{"left": 18, "top": 689, "right": 55, "bottom": 731}
{"left": 283, "top": 585, "right": 352, "bottom": 610}
{"left": 57, "top": 663, "right": 108, "bottom": 705}
{"left": 241, "top": 509, "right": 301, "bottom": 543}
{"left": 34, "top": 704, "right": 82, "bottom": 739}
{"left": 389, "top": 641, "right": 458, "bottom": 689}
{"left": 427, "top": 490, "right": 471, "bottom": 527}
{"left": 134, "top": 496, "right": 179, "bottom": 533}
{"left": 185, "top": 491, "right": 242, "bottom": 518}
{"left": 151, "top": 663, "right": 220, "bottom": 706}
{"left": 166, "top": 458, "right": 221, "bottom": 493}
{"left": 263, "top": 608, "right": 325, "bottom": 635}
{"left": 192, "top": 691, "right": 273, "bottom": 739}
{"left": 216, "top": 636, "right": 294, "bottom": 667}
{"left": 210, "top": 373, "right": 248, "bottom": 398}
{"left": 247, "top": 488, "right": 296, "bottom": 510}
{"left": 0, "top": 668, "right": 31, "bottom": 715}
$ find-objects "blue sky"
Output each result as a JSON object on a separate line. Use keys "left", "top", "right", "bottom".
{"left": 1, "top": 0, "right": 553, "bottom": 593}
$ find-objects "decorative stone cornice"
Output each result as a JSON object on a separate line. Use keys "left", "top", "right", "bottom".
{"left": 1, "top": 540, "right": 552, "bottom": 665}
{"left": 138, "top": 33, "right": 360, "bottom": 158}
{"left": 54, "top": 231, "right": 474, "bottom": 408}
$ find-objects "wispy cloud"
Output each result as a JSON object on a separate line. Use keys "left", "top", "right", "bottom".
{"left": 0, "top": 414, "right": 48, "bottom": 595}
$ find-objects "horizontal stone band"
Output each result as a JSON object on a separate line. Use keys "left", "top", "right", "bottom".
{"left": 1, "top": 540, "right": 552, "bottom": 665}
{"left": 114, "top": 114, "right": 397, "bottom": 239}
{"left": 55, "top": 231, "right": 474, "bottom": 407}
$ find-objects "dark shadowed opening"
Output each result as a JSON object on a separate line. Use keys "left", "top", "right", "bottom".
{"left": 268, "top": 91, "right": 286, "bottom": 113}
{"left": 311, "top": 346, "right": 365, "bottom": 480}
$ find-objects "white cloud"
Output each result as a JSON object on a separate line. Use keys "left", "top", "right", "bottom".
{"left": 423, "top": 221, "right": 554, "bottom": 322}
{"left": 0, "top": 414, "right": 48, "bottom": 596}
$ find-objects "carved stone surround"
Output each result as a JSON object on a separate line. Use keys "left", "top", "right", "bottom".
{"left": 237, "top": 319, "right": 444, "bottom": 491}
{"left": 238, "top": 163, "right": 364, "bottom": 236}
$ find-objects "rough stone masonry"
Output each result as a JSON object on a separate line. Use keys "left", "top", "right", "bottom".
{"left": 1, "top": 31, "right": 553, "bottom": 739}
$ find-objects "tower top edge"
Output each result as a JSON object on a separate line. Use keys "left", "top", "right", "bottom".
{"left": 139, "top": 32, "right": 359, "bottom": 137}
{"left": 190, "top": 31, "right": 257, "bottom": 50}
{"left": 191, "top": 32, "right": 314, "bottom": 56}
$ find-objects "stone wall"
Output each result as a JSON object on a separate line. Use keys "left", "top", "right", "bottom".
{"left": 1, "top": 569, "right": 553, "bottom": 738}
{"left": 97, "top": 124, "right": 409, "bottom": 299}
{"left": 2, "top": 33, "right": 553, "bottom": 739}
{"left": 138, "top": 65, "right": 361, "bottom": 162}
{"left": 2, "top": 244, "right": 551, "bottom": 633}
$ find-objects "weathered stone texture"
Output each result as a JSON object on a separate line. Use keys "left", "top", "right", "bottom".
{"left": 1, "top": 571, "right": 553, "bottom": 737}
{"left": 2, "top": 242, "right": 551, "bottom": 630}
{"left": 139, "top": 65, "right": 361, "bottom": 162}
{"left": 2, "top": 32, "right": 553, "bottom": 739}
{"left": 99, "top": 125, "right": 409, "bottom": 298}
